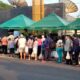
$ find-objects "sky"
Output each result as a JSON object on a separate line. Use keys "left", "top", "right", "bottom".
{"left": 0, "top": 0, "right": 80, "bottom": 18}
{"left": 0, "top": 0, "right": 59, "bottom": 5}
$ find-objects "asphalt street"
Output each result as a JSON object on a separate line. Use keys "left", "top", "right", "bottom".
{"left": 0, "top": 57, "right": 80, "bottom": 80}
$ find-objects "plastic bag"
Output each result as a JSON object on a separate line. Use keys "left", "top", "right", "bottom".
{"left": 66, "top": 52, "right": 70, "bottom": 59}
{"left": 39, "top": 53, "right": 43, "bottom": 59}
{"left": 54, "top": 51, "right": 58, "bottom": 58}
{"left": 51, "top": 51, "right": 58, "bottom": 58}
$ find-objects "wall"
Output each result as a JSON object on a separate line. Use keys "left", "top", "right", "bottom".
{"left": 0, "top": 3, "right": 65, "bottom": 23}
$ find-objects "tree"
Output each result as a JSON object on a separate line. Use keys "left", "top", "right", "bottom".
{"left": 0, "top": 1, "right": 13, "bottom": 10}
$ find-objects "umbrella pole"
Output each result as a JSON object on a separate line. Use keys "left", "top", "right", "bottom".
{"left": 74, "top": 30, "right": 77, "bottom": 35}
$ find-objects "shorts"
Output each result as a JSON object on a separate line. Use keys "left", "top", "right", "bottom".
{"left": 19, "top": 47, "right": 25, "bottom": 53}
{"left": 33, "top": 47, "right": 37, "bottom": 55}
{"left": 28, "top": 48, "right": 33, "bottom": 55}
{"left": 10, "top": 48, "right": 14, "bottom": 54}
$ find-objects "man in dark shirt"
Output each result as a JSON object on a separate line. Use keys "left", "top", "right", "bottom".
{"left": 72, "top": 35, "right": 79, "bottom": 65}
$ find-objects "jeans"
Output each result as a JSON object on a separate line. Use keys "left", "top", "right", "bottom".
{"left": 56, "top": 47, "right": 63, "bottom": 63}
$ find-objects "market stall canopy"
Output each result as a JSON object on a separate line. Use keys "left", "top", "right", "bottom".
{"left": 30, "top": 13, "right": 69, "bottom": 30}
{"left": 0, "top": 14, "right": 35, "bottom": 30}
{"left": 65, "top": 18, "right": 80, "bottom": 30}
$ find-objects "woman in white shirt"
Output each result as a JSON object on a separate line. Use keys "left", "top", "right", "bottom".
{"left": 33, "top": 37, "right": 38, "bottom": 60}
{"left": 18, "top": 34, "right": 26, "bottom": 60}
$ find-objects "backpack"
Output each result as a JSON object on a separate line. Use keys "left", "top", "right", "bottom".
{"left": 44, "top": 39, "right": 49, "bottom": 48}
{"left": 49, "top": 40, "right": 55, "bottom": 49}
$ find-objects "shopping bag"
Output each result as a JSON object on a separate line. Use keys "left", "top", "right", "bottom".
{"left": 66, "top": 52, "right": 70, "bottom": 59}
{"left": 51, "top": 51, "right": 55, "bottom": 57}
{"left": 51, "top": 51, "right": 58, "bottom": 58}
{"left": 39, "top": 53, "right": 43, "bottom": 60}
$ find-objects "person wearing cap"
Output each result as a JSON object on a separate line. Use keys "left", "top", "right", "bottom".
{"left": 18, "top": 34, "right": 26, "bottom": 60}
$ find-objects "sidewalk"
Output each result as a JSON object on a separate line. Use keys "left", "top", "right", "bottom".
{"left": 0, "top": 54, "right": 18, "bottom": 59}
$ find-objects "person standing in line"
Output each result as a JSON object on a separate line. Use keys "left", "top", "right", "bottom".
{"left": 56, "top": 37, "right": 63, "bottom": 63}
{"left": 27, "top": 37, "right": 33, "bottom": 60}
{"left": 41, "top": 35, "right": 46, "bottom": 61}
{"left": 37, "top": 35, "right": 42, "bottom": 58}
{"left": 72, "top": 35, "right": 79, "bottom": 65}
{"left": 44, "top": 35, "right": 52, "bottom": 60}
{"left": 8, "top": 38, "right": 15, "bottom": 57}
{"left": 41, "top": 40, "right": 46, "bottom": 62}
{"left": 33, "top": 37, "right": 38, "bottom": 61}
{"left": 18, "top": 34, "right": 26, "bottom": 60}
{"left": 64, "top": 35, "right": 73, "bottom": 65}
{"left": 1, "top": 36, "right": 8, "bottom": 54}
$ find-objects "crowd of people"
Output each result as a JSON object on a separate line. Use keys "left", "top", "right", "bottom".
{"left": 0, "top": 32, "right": 80, "bottom": 66}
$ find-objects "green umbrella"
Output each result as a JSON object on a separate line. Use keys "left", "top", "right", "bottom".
{"left": 29, "top": 13, "right": 68, "bottom": 30}
{"left": 0, "top": 14, "right": 35, "bottom": 30}
{"left": 65, "top": 18, "right": 80, "bottom": 30}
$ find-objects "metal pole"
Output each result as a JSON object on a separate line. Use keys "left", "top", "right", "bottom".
{"left": 40, "top": 0, "right": 42, "bottom": 19}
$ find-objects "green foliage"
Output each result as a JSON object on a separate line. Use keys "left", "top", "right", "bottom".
{"left": 0, "top": 1, "right": 13, "bottom": 10}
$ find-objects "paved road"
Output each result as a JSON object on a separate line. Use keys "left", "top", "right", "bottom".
{"left": 0, "top": 57, "right": 80, "bottom": 80}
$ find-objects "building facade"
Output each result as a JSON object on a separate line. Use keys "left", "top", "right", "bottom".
{"left": 0, "top": 3, "right": 65, "bottom": 23}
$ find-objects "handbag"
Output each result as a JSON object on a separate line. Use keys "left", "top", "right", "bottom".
{"left": 66, "top": 52, "right": 70, "bottom": 60}
{"left": 51, "top": 51, "right": 58, "bottom": 58}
